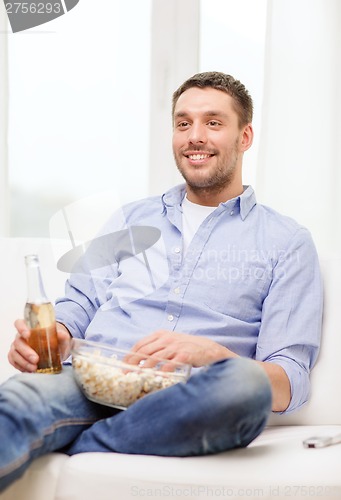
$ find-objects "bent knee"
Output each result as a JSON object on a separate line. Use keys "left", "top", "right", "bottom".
{"left": 204, "top": 357, "right": 272, "bottom": 410}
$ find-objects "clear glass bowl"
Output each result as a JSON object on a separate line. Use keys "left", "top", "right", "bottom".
{"left": 71, "top": 338, "right": 191, "bottom": 410}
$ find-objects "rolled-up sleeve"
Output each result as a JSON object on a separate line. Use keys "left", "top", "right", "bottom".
{"left": 256, "top": 228, "right": 323, "bottom": 413}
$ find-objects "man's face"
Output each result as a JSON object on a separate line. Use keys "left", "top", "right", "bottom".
{"left": 172, "top": 87, "right": 249, "bottom": 194}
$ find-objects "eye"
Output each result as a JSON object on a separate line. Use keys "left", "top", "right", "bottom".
{"left": 176, "top": 121, "right": 190, "bottom": 129}
{"left": 207, "top": 120, "right": 221, "bottom": 127}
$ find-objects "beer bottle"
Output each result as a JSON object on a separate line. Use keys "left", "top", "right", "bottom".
{"left": 24, "top": 254, "right": 62, "bottom": 374}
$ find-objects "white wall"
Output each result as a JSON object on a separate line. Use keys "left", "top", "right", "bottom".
{"left": 257, "top": 0, "right": 341, "bottom": 255}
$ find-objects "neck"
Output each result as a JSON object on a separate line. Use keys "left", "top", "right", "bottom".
{"left": 186, "top": 181, "right": 244, "bottom": 207}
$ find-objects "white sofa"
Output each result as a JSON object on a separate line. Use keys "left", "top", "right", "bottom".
{"left": 1, "top": 237, "right": 341, "bottom": 500}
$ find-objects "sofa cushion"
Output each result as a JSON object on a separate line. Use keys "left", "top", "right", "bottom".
{"left": 0, "top": 454, "right": 68, "bottom": 500}
{"left": 53, "top": 425, "right": 341, "bottom": 500}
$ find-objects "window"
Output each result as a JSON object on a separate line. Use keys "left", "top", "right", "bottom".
{"left": 2, "top": 0, "right": 267, "bottom": 237}
{"left": 6, "top": 0, "right": 151, "bottom": 236}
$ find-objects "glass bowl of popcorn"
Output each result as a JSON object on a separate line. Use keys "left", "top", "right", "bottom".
{"left": 71, "top": 338, "right": 191, "bottom": 410}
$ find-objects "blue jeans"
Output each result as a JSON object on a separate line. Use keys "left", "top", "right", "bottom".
{"left": 0, "top": 358, "right": 272, "bottom": 492}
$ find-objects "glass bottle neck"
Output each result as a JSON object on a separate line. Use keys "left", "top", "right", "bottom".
{"left": 25, "top": 254, "right": 49, "bottom": 304}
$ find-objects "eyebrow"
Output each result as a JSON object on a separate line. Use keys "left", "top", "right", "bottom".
{"left": 174, "top": 110, "right": 229, "bottom": 119}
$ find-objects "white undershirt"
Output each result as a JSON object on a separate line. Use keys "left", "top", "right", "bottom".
{"left": 181, "top": 195, "right": 217, "bottom": 254}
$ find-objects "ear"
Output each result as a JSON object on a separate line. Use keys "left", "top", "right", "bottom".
{"left": 240, "top": 124, "right": 254, "bottom": 152}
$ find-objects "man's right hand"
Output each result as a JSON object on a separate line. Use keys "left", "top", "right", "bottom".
{"left": 8, "top": 319, "right": 72, "bottom": 372}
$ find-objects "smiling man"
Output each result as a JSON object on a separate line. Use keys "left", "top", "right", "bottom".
{"left": 1, "top": 72, "right": 323, "bottom": 493}
{"left": 172, "top": 84, "right": 252, "bottom": 204}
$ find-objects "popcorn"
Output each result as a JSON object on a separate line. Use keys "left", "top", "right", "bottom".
{"left": 72, "top": 353, "right": 185, "bottom": 409}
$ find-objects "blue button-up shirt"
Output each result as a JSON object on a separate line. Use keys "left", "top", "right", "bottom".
{"left": 55, "top": 184, "right": 323, "bottom": 413}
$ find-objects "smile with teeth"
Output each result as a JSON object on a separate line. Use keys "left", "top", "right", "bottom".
{"left": 187, "top": 153, "right": 213, "bottom": 160}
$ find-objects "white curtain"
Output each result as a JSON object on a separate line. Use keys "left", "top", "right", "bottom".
{"left": 257, "top": 0, "right": 341, "bottom": 256}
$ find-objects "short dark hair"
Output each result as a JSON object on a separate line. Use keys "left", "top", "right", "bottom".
{"left": 172, "top": 71, "right": 253, "bottom": 127}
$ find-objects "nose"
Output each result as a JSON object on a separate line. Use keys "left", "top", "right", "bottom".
{"left": 188, "top": 123, "right": 207, "bottom": 145}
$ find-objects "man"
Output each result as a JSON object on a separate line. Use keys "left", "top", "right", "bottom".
{"left": 1, "top": 72, "right": 322, "bottom": 491}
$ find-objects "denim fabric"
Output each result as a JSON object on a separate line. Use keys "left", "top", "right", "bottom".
{"left": 0, "top": 367, "right": 116, "bottom": 492}
{"left": 0, "top": 358, "right": 271, "bottom": 492}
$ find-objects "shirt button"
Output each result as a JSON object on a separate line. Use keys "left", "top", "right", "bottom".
{"left": 174, "top": 287, "right": 180, "bottom": 294}
{"left": 230, "top": 210, "right": 234, "bottom": 216}
{"left": 174, "top": 247, "right": 181, "bottom": 254}
{"left": 167, "top": 314, "right": 174, "bottom": 322}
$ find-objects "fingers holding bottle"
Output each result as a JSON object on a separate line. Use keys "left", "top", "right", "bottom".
{"left": 8, "top": 319, "right": 39, "bottom": 372}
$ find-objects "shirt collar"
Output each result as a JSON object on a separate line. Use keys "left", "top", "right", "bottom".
{"left": 161, "top": 183, "right": 256, "bottom": 220}
{"left": 221, "top": 185, "right": 257, "bottom": 220}
{"left": 161, "top": 184, "right": 186, "bottom": 212}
